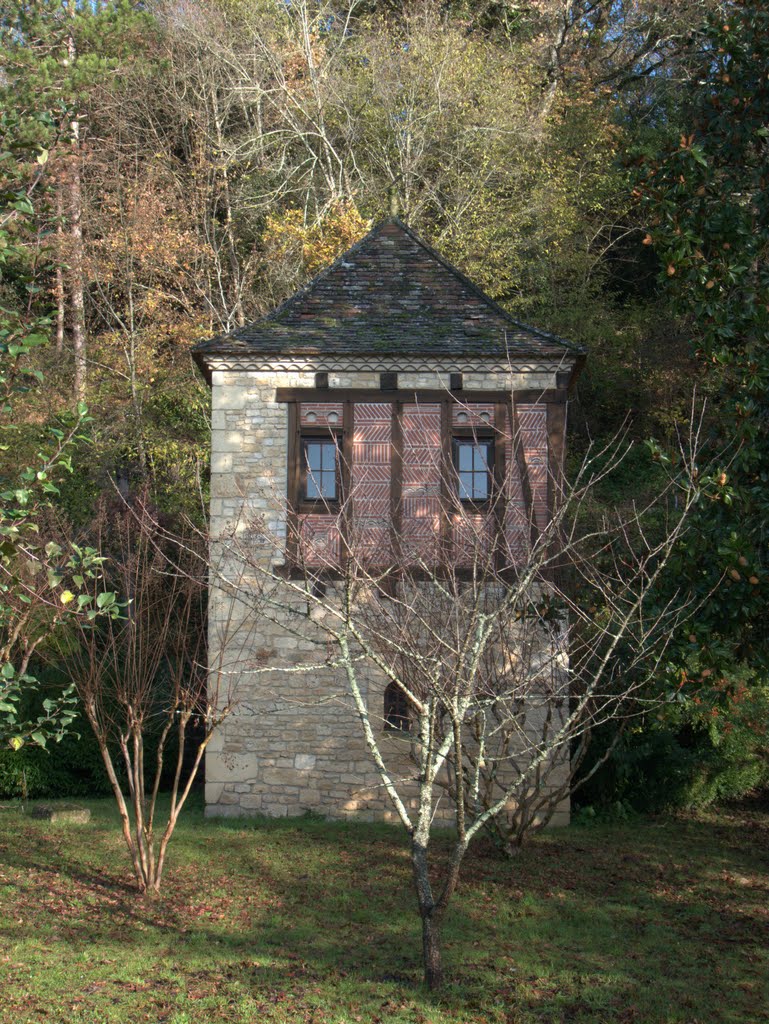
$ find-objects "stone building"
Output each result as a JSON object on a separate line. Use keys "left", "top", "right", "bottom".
{"left": 192, "top": 218, "right": 584, "bottom": 823}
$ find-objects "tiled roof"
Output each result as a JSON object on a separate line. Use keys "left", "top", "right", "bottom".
{"left": 192, "top": 218, "right": 583, "bottom": 372}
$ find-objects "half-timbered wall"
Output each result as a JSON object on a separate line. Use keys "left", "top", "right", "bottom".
{"left": 205, "top": 359, "right": 571, "bottom": 824}
{"left": 284, "top": 393, "right": 553, "bottom": 570}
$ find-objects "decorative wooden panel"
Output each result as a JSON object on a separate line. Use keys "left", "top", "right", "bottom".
{"left": 352, "top": 403, "right": 392, "bottom": 565}
{"left": 291, "top": 397, "right": 552, "bottom": 571}
{"left": 451, "top": 402, "right": 495, "bottom": 428}
{"left": 401, "top": 403, "right": 442, "bottom": 561}
{"left": 517, "top": 404, "right": 548, "bottom": 535}
{"left": 503, "top": 418, "right": 528, "bottom": 562}
{"left": 299, "top": 402, "right": 344, "bottom": 427}
{"left": 297, "top": 514, "right": 340, "bottom": 567}
{"left": 451, "top": 511, "right": 495, "bottom": 566}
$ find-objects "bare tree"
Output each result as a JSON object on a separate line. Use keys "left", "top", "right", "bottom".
{"left": 205, "top": 395, "right": 706, "bottom": 989}
{"left": 63, "top": 497, "right": 244, "bottom": 896}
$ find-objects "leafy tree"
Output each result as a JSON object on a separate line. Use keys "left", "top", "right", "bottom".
{"left": 624, "top": 0, "right": 769, "bottom": 797}
{"left": 0, "top": 110, "right": 118, "bottom": 749}
{"left": 0, "top": 0, "right": 151, "bottom": 400}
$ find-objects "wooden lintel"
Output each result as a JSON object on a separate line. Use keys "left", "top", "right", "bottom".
{"left": 275, "top": 387, "right": 567, "bottom": 405}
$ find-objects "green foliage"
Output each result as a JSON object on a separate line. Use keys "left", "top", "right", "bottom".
{"left": 638, "top": 2, "right": 769, "bottom": 643}
{"left": 578, "top": 677, "right": 769, "bottom": 815}
{"left": 575, "top": 1, "right": 769, "bottom": 813}
{"left": 554, "top": 298, "right": 700, "bottom": 452}
{"left": 0, "top": 711, "right": 192, "bottom": 801}
{"left": 0, "top": 715, "right": 113, "bottom": 798}
{"left": 0, "top": 0, "right": 152, "bottom": 124}
{"left": 0, "top": 110, "right": 119, "bottom": 750}
{"left": 56, "top": 359, "right": 212, "bottom": 528}
{"left": 0, "top": 653, "right": 196, "bottom": 799}
{"left": 0, "top": 668, "right": 78, "bottom": 753}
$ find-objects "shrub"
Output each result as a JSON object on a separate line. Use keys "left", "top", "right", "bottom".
{"left": 576, "top": 701, "right": 769, "bottom": 815}
{"left": 0, "top": 718, "right": 114, "bottom": 799}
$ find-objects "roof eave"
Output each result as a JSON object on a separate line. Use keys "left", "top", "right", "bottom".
{"left": 192, "top": 344, "right": 581, "bottom": 390}
{"left": 191, "top": 347, "right": 212, "bottom": 387}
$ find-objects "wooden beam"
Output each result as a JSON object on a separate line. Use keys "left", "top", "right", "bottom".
{"left": 286, "top": 401, "right": 300, "bottom": 564}
{"left": 275, "top": 387, "right": 566, "bottom": 405}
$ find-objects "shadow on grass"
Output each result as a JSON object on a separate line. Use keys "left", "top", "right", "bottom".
{"left": 0, "top": 801, "right": 768, "bottom": 1023}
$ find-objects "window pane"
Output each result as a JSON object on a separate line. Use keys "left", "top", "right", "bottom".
{"left": 304, "top": 439, "right": 337, "bottom": 500}
{"left": 476, "top": 443, "right": 492, "bottom": 471}
{"left": 326, "top": 443, "right": 338, "bottom": 471}
{"left": 457, "top": 443, "right": 473, "bottom": 471}
{"left": 455, "top": 438, "right": 492, "bottom": 501}
{"left": 471, "top": 472, "right": 488, "bottom": 499}
{"left": 320, "top": 471, "right": 336, "bottom": 499}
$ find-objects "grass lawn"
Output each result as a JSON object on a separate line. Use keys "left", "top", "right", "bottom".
{"left": 0, "top": 798, "right": 767, "bottom": 1024}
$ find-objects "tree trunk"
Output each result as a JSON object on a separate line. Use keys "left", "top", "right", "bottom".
{"left": 212, "top": 100, "right": 245, "bottom": 328}
{"left": 55, "top": 187, "right": 65, "bottom": 355}
{"left": 411, "top": 836, "right": 445, "bottom": 989}
{"left": 67, "top": 21, "right": 86, "bottom": 402}
{"left": 69, "top": 132, "right": 86, "bottom": 402}
{"left": 420, "top": 910, "right": 443, "bottom": 991}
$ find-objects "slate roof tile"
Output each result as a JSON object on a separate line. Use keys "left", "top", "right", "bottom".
{"left": 192, "top": 218, "right": 583, "bottom": 373}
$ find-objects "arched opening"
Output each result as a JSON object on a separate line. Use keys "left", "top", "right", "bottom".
{"left": 384, "top": 682, "right": 411, "bottom": 733}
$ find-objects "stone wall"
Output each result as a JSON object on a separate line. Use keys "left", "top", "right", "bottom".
{"left": 205, "top": 356, "right": 570, "bottom": 827}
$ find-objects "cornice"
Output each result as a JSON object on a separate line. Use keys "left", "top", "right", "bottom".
{"left": 205, "top": 355, "right": 570, "bottom": 376}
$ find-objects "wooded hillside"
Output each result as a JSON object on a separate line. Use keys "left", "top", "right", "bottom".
{"left": 1, "top": 0, "right": 767, "bottom": 809}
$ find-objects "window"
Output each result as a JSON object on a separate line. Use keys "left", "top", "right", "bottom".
{"left": 453, "top": 437, "right": 494, "bottom": 502}
{"left": 302, "top": 438, "right": 339, "bottom": 502}
{"left": 384, "top": 682, "right": 411, "bottom": 732}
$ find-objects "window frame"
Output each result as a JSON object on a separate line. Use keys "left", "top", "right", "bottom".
{"left": 298, "top": 430, "right": 343, "bottom": 512}
{"left": 451, "top": 432, "right": 496, "bottom": 508}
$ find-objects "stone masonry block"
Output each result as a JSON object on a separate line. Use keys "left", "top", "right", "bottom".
{"left": 207, "top": 752, "right": 259, "bottom": 784}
